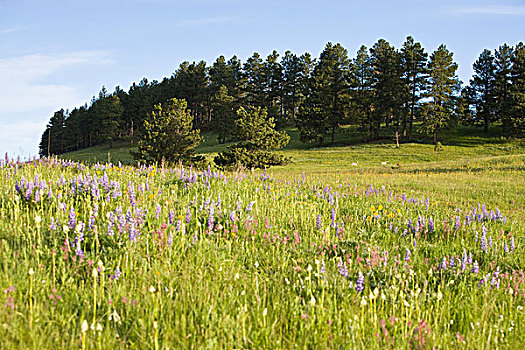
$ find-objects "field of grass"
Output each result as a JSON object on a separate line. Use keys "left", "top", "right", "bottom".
{"left": 0, "top": 127, "right": 523, "bottom": 348}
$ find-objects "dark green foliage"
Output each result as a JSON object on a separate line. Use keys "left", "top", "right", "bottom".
{"left": 510, "top": 42, "right": 525, "bottom": 137}
{"left": 470, "top": 49, "right": 497, "bottom": 133}
{"left": 297, "top": 43, "right": 350, "bottom": 145}
{"left": 210, "top": 86, "right": 236, "bottom": 144}
{"left": 370, "top": 39, "right": 405, "bottom": 139}
{"left": 401, "top": 36, "right": 428, "bottom": 139}
{"left": 134, "top": 98, "right": 203, "bottom": 165}
{"left": 420, "top": 45, "right": 461, "bottom": 144}
{"left": 215, "top": 107, "right": 290, "bottom": 169}
{"left": 90, "top": 93, "right": 124, "bottom": 147}
{"left": 43, "top": 38, "right": 525, "bottom": 159}
{"left": 351, "top": 45, "right": 374, "bottom": 141}
{"left": 494, "top": 44, "right": 514, "bottom": 136}
{"left": 39, "top": 109, "right": 66, "bottom": 156}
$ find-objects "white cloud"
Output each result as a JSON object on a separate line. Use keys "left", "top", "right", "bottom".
{"left": 0, "top": 25, "right": 27, "bottom": 35}
{"left": 176, "top": 16, "right": 233, "bottom": 26}
{"left": 0, "top": 51, "right": 113, "bottom": 114}
{"left": 0, "top": 121, "right": 45, "bottom": 158}
{"left": 457, "top": 5, "right": 525, "bottom": 15}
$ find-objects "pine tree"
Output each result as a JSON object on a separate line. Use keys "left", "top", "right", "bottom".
{"left": 243, "top": 53, "right": 265, "bottom": 107}
{"left": 39, "top": 109, "right": 66, "bottom": 156}
{"left": 370, "top": 39, "right": 404, "bottom": 139}
{"left": 210, "top": 86, "right": 235, "bottom": 143}
{"left": 215, "top": 107, "right": 290, "bottom": 168}
{"left": 297, "top": 43, "right": 350, "bottom": 145}
{"left": 470, "top": 49, "right": 497, "bottom": 133}
{"left": 264, "top": 50, "right": 284, "bottom": 121}
{"left": 421, "top": 44, "right": 460, "bottom": 144}
{"left": 510, "top": 42, "right": 525, "bottom": 137}
{"left": 401, "top": 36, "right": 428, "bottom": 139}
{"left": 352, "top": 45, "right": 374, "bottom": 141}
{"left": 135, "top": 98, "right": 202, "bottom": 164}
{"left": 494, "top": 44, "right": 514, "bottom": 137}
{"left": 91, "top": 94, "right": 124, "bottom": 148}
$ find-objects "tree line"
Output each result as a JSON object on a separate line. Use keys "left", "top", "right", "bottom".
{"left": 39, "top": 37, "right": 525, "bottom": 158}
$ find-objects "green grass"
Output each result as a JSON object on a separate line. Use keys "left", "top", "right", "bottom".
{"left": 0, "top": 125, "right": 516, "bottom": 348}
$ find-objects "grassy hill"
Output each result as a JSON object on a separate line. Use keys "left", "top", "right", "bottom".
{"left": 61, "top": 125, "right": 525, "bottom": 221}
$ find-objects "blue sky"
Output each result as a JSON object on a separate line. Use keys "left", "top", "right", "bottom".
{"left": 1, "top": 0, "right": 524, "bottom": 157}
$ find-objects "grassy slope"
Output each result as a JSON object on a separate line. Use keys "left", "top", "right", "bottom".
{"left": 62, "top": 126, "right": 525, "bottom": 220}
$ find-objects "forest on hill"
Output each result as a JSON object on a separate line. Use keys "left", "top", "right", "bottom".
{"left": 39, "top": 37, "right": 525, "bottom": 157}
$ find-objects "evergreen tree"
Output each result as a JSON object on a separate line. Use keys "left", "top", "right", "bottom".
{"left": 297, "top": 43, "right": 350, "bottom": 145}
{"left": 401, "top": 36, "right": 428, "bottom": 139}
{"left": 215, "top": 107, "right": 290, "bottom": 168}
{"left": 370, "top": 39, "right": 404, "bottom": 138}
{"left": 39, "top": 109, "right": 66, "bottom": 156}
{"left": 91, "top": 94, "right": 124, "bottom": 147}
{"left": 135, "top": 98, "right": 202, "bottom": 164}
{"left": 510, "top": 42, "right": 525, "bottom": 137}
{"left": 421, "top": 44, "right": 460, "bottom": 144}
{"left": 264, "top": 50, "right": 284, "bottom": 119}
{"left": 470, "top": 49, "right": 497, "bottom": 133}
{"left": 242, "top": 52, "right": 266, "bottom": 107}
{"left": 352, "top": 45, "right": 374, "bottom": 141}
{"left": 494, "top": 44, "right": 514, "bottom": 136}
{"left": 210, "top": 86, "right": 236, "bottom": 143}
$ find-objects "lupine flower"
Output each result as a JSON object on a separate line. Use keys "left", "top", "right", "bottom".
{"left": 316, "top": 215, "right": 322, "bottom": 230}
{"left": 112, "top": 267, "right": 121, "bottom": 280}
{"left": 169, "top": 210, "right": 174, "bottom": 225}
{"left": 320, "top": 261, "right": 326, "bottom": 274}
{"left": 330, "top": 209, "right": 336, "bottom": 228}
{"left": 185, "top": 206, "right": 192, "bottom": 223}
{"left": 155, "top": 204, "right": 161, "bottom": 219}
{"left": 440, "top": 257, "right": 447, "bottom": 270}
{"left": 428, "top": 217, "right": 434, "bottom": 233}
{"left": 68, "top": 207, "right": 76, "bottom": 230}
{"left": 50, "top": 218, "right": 57, "bottom": 231}
{"left": 405, "top": 248, "right": 411, "bottom": 262}
{"left": 355, "top": 271, "right": 364, "bottom": 292}
{"left": 449, "top": 257, "right": 455, "bottom": 269}
{"left": 207, "top": 205, "right": 215, "bottom": 231}
{"left": 504, "top": 242, "right": 509, "bottom": 253}
{"left": 246, "top": 201, "right": 255, "bottom": 212}
{"left": 468, "top": 253, "right": 473, "bottom": 265}
{"left": 510, "top": 237, "right": 515, "bottom": 252}
{"left": 472, "top": 261, "right": 479, "bottom": 273}
{"left": 337, "top": 262, "right": 348, "bottom": 278}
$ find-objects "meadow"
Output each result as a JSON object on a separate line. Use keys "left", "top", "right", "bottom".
{"left": 1, "top": 128, "right": 525, "bottom": 348}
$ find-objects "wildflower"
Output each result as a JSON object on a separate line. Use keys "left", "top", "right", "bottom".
{"left": 112, "top": 267, "right": 121, "bottom": 281}
{"left": 185, "top": 206, "right": 192, "bottom": 223}
{"left": 81, "top": 320, "right": 89, "bottom": 333}
{"left": 355, "top": 271, "right": 364, "bottom": 292}
{"left": 440, "top": 257, "right": 447, "bottom": 270}
{"left": 510, "top": 237, "right": 515, "bottom": 251}
{"left": 316, "top": 214, "right": 322, "bottom": 230}
{"left": 246, "top": 201, "right": 255, "bottom": 212}
{"left": 405, "top": 248, "right": 411, "bottom": 262}
{"left": 472, "top": 261, "right": 479, "bottom": 273}
{"left": 449, "top": 257, "right": 455, "bottom": 269}
{"left": 28, "top": 268, "right": 35, "bottom": 275}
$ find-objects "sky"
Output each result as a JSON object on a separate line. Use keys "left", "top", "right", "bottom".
{"left": 1, "top": 0, "right": 524, "bottom": 158}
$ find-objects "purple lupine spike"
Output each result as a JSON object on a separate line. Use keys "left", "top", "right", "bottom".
{"left": 337, "top": 263, "right": 348, "bottom": 278}
{"left": 449, "top": 257, "right": 455, "bottom": 269}
{"left": 468, "top": 252, "right": 473, "bottom": 265}
{"left": 454, "top": 216, "right": 460, "bottom": 230}
{"left": 472, "top": 261, "right": 479, "bottom": 273}
{"left": 320, "top": 261, "right": 326, "bottom": 274}
{"left": 68, "top": 207, "right": 76, "bottom": 230}
{"left": 355, "top": 271, "right": 364, "bottom": 292}
{"left": 441, "top": 257, "right": 448, "bottom": 270}
{"left": 207, "top": 204, "right": 215, "bottom": 231}
{"left": 489, "top": 236, "right": 493, "bottom": 248}
{"left": 429, "top": 217, "right": 434, "bottom": 233}
{"left": 405, "top": 248, "right": 411, "bottom": 262}
{"left": 155, "top": 204, "right": 161, "bottom": 219}
{"left": 316, "top": 215, "right": 322, "bottom": 230}
{"left": 330, "top": 209, "right": 336, "bottom": 228}
{"left": 185, "top": 206, "right": 192, "bottom": 224}
{"left": 511, "top": 237, "right": 515, "bottom": 251}
{"left": 169, "top": 210, "right": 174, "bottom": 225}
{"left": 50, "top": 218, "right": 57, "bottom": 231}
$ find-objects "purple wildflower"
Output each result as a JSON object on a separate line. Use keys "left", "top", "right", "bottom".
{"left": 316, "top": 215, "right": 322, "bottom": 230}
{"left": 355, "top": 271, "right": 364, "bottom": 292}
{"left": 472, "top": 261, "right": 479, "bottom": 273}
{"left": 405, "top": 248, "right": 411, "bottom": 262}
